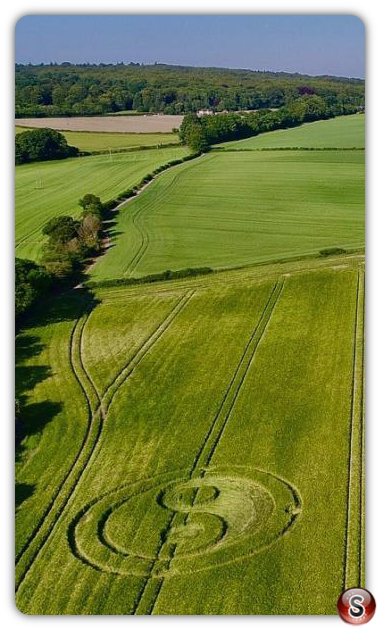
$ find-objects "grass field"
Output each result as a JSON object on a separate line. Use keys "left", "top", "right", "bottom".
{"left": 15, "top": 126, "right": 180, "bottom": 152}
{"left": 15, "top": 146, "right": 189, "bottom": 261}
{"left": 89, "top": 148, "right": 364, "bottom": 281}
{"left": 223, "top": 114, "right": 365, "bottom": 149}
{"left": 15, "top": 255, "right": 365, "bottom": 614}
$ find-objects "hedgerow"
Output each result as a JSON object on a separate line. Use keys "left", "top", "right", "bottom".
{"left": 87, "top": 266, "right": 213, "bottom": 288}
{"left": 319, "top": 247, "right": 347, "bottom": 257}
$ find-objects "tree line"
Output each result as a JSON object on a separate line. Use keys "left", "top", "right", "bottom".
{"left": 179, "top": 95, "right": 360, "bottom": 151}
{"left": 15, "top": 194, "right": 104, "bottom": 320}
{"left": 15, "top": 149, "right": 203, "bottom": 320}
{"left": 15, "top": 63, "right": 364, "bottom": 117}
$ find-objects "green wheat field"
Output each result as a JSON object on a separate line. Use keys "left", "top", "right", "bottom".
{"left": 16, "top": 114, "right": 365, "bottom": 615}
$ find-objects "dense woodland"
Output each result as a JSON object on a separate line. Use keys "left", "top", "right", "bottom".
{"left": 15, "top": 63, "right": 365, "bottom": 117}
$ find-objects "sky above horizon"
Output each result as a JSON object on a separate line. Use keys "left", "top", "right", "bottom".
{"left": 15, "top": 15, "right": 365, "bottom": 78}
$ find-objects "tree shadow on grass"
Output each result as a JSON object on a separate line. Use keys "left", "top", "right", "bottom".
{"left": 17, "top": 400, "right": 63, "bottom": 445}
{"left": 15, "top": 482, "right": 35, "bottom": 511}
{"left": 15, "top": 333, "right": 51, "bottom": 412}
{"left": 25, "top": 286, "right": 99, "bottom": 327}
{"left": 16, "top": 401, "right": 63, "bottom": 513}
{"left": 15, "top": 287, "right": 100, "bottom": 508}
{"left": 15, "top": 335, "right": 44, "bottom": 363}
{"left": 100, "top": 217, "right": 123, "bottom": 252}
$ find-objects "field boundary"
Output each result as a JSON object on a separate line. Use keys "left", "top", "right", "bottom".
{"left": 88, "top": 248, "right": 365, "bottom": 290}
{"left": 89, "top": 252, "right": 365, "bottom": 304}
{"left": 212, "top": 146, "right": 365, "bottom": 153}
{"left": 360, "top": 272, "right": 365, "bottom": 586}
{"left": 343, "top": 270, "right": 365, "bottom": 590}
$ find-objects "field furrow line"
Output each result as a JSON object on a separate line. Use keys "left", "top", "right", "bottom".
{"left": 101, "top": 290, "right": 195, "bottom": 411}
{"left": 16, "top": 291, "right": 194, "bottom": 594}
{"left": 15, "top": 309, "right": 101, "bottom": 590}
{"left": 343, "top": 270, "right": 365, "bottom": 590}
{"left": 123, "top": 156, "right": 213, "bottom": 277}
{"left": 123, "top": 170, "right": 183, "bottom": 276}
{"left": 134, "top": 279, "right": 284, "bottom": 615}
{"left": 359, "top": 272, "right": 365, "bottom": 586}
{"left": 192, "top": 280, "right": 284, "bottom": 476}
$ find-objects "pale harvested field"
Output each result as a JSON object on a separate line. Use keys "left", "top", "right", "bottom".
{"left": 15, "top": 115, "right": 184, "bottom": 133}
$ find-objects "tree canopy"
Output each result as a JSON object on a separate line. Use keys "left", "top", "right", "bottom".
{"left": 180, "top": 95, "right": 359, "bottom": 150}
{"left": 15, "top": 63, "right": 365, "bottom": 117}
{"left": 15, "top": 128, "right": 79, "bottom": 165}
{"left": 42, "top": 216, "right": 80, "bottom": 243}
{"left": 15, "top": 258, "right": 51, "bottom": 319}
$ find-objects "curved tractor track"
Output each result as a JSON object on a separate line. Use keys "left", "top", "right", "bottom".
{"left": 64, "top": 277, "right": 296, "bottom": 616}
{"left": 15, "top": 290, "right": 195, "bottom": 592}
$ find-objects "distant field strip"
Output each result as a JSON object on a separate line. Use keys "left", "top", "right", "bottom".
{"left": 223, "top": 114, "right": 365, "bottom": 149}
{"left": 15, "top": 126, "right": 180, "bottom": 152}
{"left": 343, "top": 269, "right": 365, "bottom": 590}
{"left": 15, "top": 146, "right": 189, "bottom": 261}
{"left": 15, "top": 114, "right": 184, "bottom": 133}
{"left": 90, "top": 149, "right": 364, "bottom": 281}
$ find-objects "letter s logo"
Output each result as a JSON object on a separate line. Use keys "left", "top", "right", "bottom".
{"left": 349, "top": 595, "right": 365, "bottom": 619}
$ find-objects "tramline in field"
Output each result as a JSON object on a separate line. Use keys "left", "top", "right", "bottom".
{"left": 14, "top": 18, "right": 367, "bottom": 618}
{"left": 15, "top": 146, "right": 190, "bottom": 261}
{"left": 90, "top": 147, "right": 364, "bottom": 282}
{"left": 15, "top": 256, "right": 364, "bottom": 614}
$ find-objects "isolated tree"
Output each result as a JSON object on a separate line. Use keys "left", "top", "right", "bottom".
{"left": 15, "top": 128, "right": 78, "bottom": 165}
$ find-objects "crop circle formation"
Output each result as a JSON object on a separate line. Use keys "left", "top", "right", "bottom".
{"left": 70, "top": 467, "right": 301, "bottom": 577}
